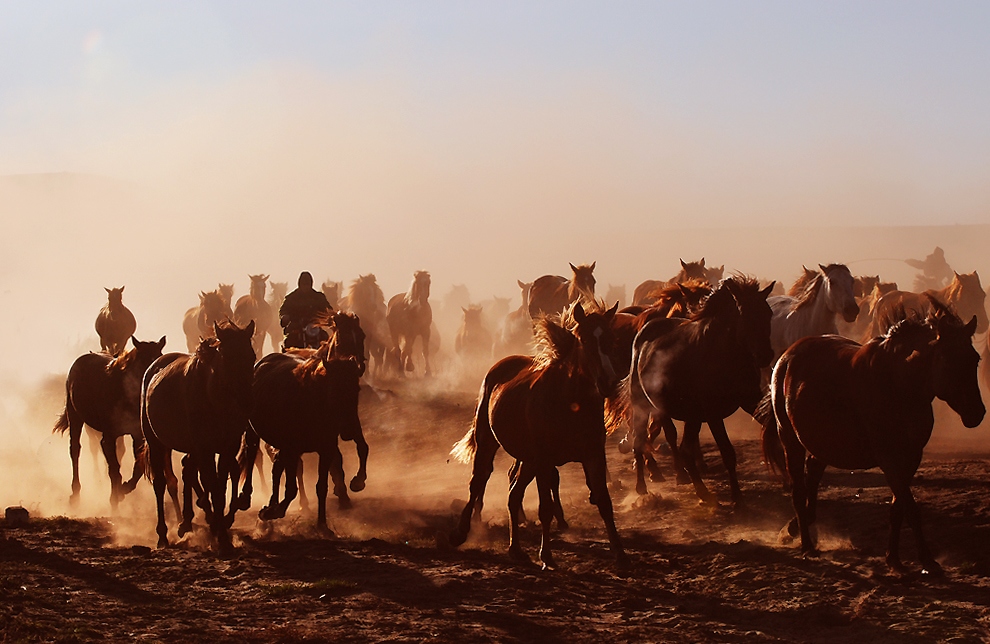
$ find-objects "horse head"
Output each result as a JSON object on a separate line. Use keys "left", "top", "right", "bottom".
{"left": 461, "top": 305, "right": 484, "bottom": 329}
{"left": 854, "top": 275, "right": 880, "bottom": 299}
{"left": 705, "top": 265, "right": 725, "bottom": 284}
{"left": 949, "top": 271, "right": 988, "bottom": 334}
{"left": 932, "top": 312, "right": 985, "bottom": 428}
{"left": 517, "top": 280, "right": 533, "bottom": 308}
{"left": 328, "top": 312, "right": 367, "bottom": 376}
{"left": 820, "top": 264, "right": 859, "bottom": 323}
{"left": 412, "top": 271, "right": 431, "bottom": 302}
{"left": 725, "top": 277, "right": 775, "bottom": 368}
{"left": 568, "top": 262, "right": 597, "bottom": 302}
{"left": 131, "top": 335, "right": 167, "bottom": 369}
{"left": 218, "top": 283, "right": 235, "bottom": 308}
{"left": 248, "top": 274, "right": 269, "bottom": 299}
{"left": 677, "top": 258, "right": 709, "bottom": 282}
{"left": 105, "top": 286, "right": 125, "bottom": 306}
{"left": 213, "top": 320, "right": 257, "bottom": 408}
{"left": 571, "top": 301, "right": 619, "bottom": 397}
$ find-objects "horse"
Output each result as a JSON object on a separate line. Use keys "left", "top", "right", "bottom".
{"left": 322, "top": 280, "right": 343, "bottom": 310}
{"left": 869, "top": 271, "right": 988, "bottom": 339}
{"left": 839, "top": 280, "right": 899, "bottom": 342}
{"left": 141, "top": 320, "right": 256, "bottom": 555}
{"left": 344, "top": 274, "right": 390, "bottom": 377}
{"left": 528, "top": 262, "right": 597, "bottom": 319}
{"left": 455, "top": 305, "right": 494, "bottom": 360}
{"left": 760, "top": 303, "right": 984, "bottom": 573}
{"left": 493, "top": 281, "right": 534, "bottom": 359}
{"left": 267, "top": 281, "right": 288, "bottom": 353}
{"left": 95, "top": 287, "right": 137, "bottom": 356}
{"left": 449, "top": 302, "right": 626, "bottom": 569}
{"left": 386, "top": 270, "right": 434, "bottom": 376}
{"left": 626, "top": 277, "right": 775, "bottom": 503}
{"left": 181, "top": 290, "right": 230, "bottom": 353}
{"left": 768, "top": 263, "right": 859, "bottom": 364}
{"left": 233, "top": 274, "right": 274, "bottom": 358}
{"left": 217, "top": 283, "right": 235, "bottom": 312}
{"left": 54, "top": 335, "right": 166, "bottom": 510}
{"left": 632, "top": 258, "right": 721, "bottom": 306}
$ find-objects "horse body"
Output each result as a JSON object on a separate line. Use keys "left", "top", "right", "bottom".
{"left": 182, "top": 290, "right": 230, "bottom": 353}
{"left": 55, "top": 336, "right": 166, "bottom": 509}
{"left": 869, "top": 271, "right": 988, "bottom": 338}
{"left": 455, "top": 306, "right": 493, "bottom": 359}
{"left": 142, "top": 320, "right": 256, "bottom": 554}
{"left": 494, "top": 281, "right": 534, "bottom": 358}
{"left": 345, "top": 274, "right": 390, "bottom": 377}
{"left": 528, "top": 262, "right": 596, "bottom": 319}
{"left": 95, "top": 287, "right": 137, "bottom": 356}
{"left": 450, "top": 303, "right": 625, "bottom": 568}
{"left": 386, "top": 270, "right": 434, "bottom": 376}
{"left": 233, "top": 274, "right": 274, "bottom": 357}
{"left": 763, "top": 309, "right": 984, "bottom": 572}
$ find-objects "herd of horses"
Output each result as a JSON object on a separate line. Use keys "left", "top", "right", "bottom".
{"left": 56, "top": 257, "right": 989, "bottom": 572}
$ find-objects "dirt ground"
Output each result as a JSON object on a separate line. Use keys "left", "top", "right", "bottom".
{"left": 2, "top": 380, "right": 990, "bottom": 643}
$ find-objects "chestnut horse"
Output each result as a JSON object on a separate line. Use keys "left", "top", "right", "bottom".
{"left": 95, "top": 287, "right": 137, "bottom": 356}
{"left": 632, "top": 258, "right": 723, "bottom": 306}
{"left": 387, "top": 270, "right": 433, "bottom": 376}
{"left": 528, "top": 262, "right": 597, "bottom": 319}
{"left": 142, "top": 320, "right": 256, "bottom": 555}
{"left": 182, "top": 290, "right": 230, "bottom": 353}
{"left": 626, "top": 277, "right": 775, "bottom": 503}
{"left": 234, "top": 274, "right": 274, "bottom": 358}
{"left": 55, "top": 335, "right": 166, "bottom": 510}
{"left": 450, "top": 303, "right": 625, "bottom": 568}
{"left": 869, "top": 271, "right": 988, "bottom": 339}
{"left": 761, "top": 303, "right": 984, "bottom": 573}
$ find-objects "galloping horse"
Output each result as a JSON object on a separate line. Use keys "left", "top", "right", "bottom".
{"left": 632, "top": 258, "right": 722, "bottom": 306}
{"left": 768, "top": 263, "right": 859, "bottom": 363}
{"left": 55, "top": 335, "right": 166, "bottom": 509}
{"left": 233, "top": 274, "right": 274, "bottom": 357}
{"left": 95, "top": 287, "right": 137, "bottom": 356}
{"left": 528, "top": 262, "right": 597, "bottom": 319}
{"left": 344, "top": 274, "right": 390, "bottom": 377}
{"left": 142, "top": 320, "right": 256, "bottom": 555}
{"left": 493, "top": 281, "right": 534, "bottom": 359}
{"left": 387, "top": 270, "right": 434, "bottom": 376}
{"left": 267, "top": 281, "right": 288, "bottom": 353}
{"left": 182, "top": 290, "right": 230, "bottom": 353}
{"left": 869, "top": 271, "right": 988, "bottom": 339}
{"left": 450, "top": 303, "right": 626, "bottom": 568}
{"left": 761, "top": 303, "right": 984, "bottom": 573}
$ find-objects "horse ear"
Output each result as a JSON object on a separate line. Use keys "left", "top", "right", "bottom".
{"left": 105, "top": 287, "right": 111, "bottom": 294}
{"left": 461, "top": 307, "right": 468, "bottom": 314}
{"left": 573, "top": 302, "right": 586, "bottom": 322}
{"left": 819, "top": 264, "right": 827, "bottom": 273}
{"left": 680, "top": 259, "right": 687, "bottom": 269}
{"left": 606, "top": 301, "right": 619, "bottom": 319}
{"left": 569, "top": 262, "right": 578, "bottom": 273}
{"left": 517, "top": 280, "right": 526, "bottom": 289}
{"left": 590, "top": 261, "right": 596, "bottom": 271}
{"left": 120, "top": 286, "right": 125, "bottom": 292}
{"left": 246, "top": 320, "right": 256, "bottom": 337}
{"left": 699, "top": 258, "right": 705, "bottom": 267}
{"left": 157, "top": 336, "right": 166, "bottom": 349}
{"left": 760, "top": 282, "right": 776, "bottom": 299}
{"left": 130, "top": 335, "right": 137, "bottom": 348}
{"left": 214, "top": 322, "right": 222, "bottom": 337}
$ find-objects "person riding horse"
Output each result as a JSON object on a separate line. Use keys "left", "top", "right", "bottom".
{"left": 279, "top": 272, "right": 333, "bottom": 350}
{"left": 906, "top": 246, "right": 954, "bottom": 292}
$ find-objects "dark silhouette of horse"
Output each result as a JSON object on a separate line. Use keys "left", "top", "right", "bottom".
{"left": 626, "top": 277, "right": 775, "bottom": 503}
{"left": 267, "top": 281, "right": 288, "bottom": 353}
{"left": 387, "top": 270, "right": 434, "bottom": 376}
{"left": 869, "top": 271, "right": 988, "bottom": 338}
{"left": 450, "top": 302, "right": 626, "bottom": 568}
{"left": 632, "top": 258, "right": 722, "bottom": 306}
{"left": 322, "top": 280, "right": 343, "bottom": 310}
{"left": 95, "top": 287, "right": 137, "bottom": 356}
{"left": 182, "top": 290, "right": 230, "bottom": 353}
{"left": 233, "top": 274, "right": 274, "bottom": 357}
{"left": 55, "top": 336, "right": 166, "bottom": 510}
{"left": 142, "top": 320, "right": 256, "bottom": 555}
{"left": 494, "top": 281, "right": 534, "bottom": 359}
{"left": 344, "top": 274, "right": 390, "bottom": 378}
{"left": 528, "top": 262, "right": 597, "bottom": 319}
{"left": 761, "top": 302, "right": 984, "bottom": 573}
{"left": 455, "top": 305, "right": 493, "bottom": 360}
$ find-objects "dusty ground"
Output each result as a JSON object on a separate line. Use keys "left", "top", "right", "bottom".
{"left": 2, "top": 380, "right": 990, "bottom": 643}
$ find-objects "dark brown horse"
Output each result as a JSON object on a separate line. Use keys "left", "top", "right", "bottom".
{"left": 450, "top": 302, "right": 625, "bottom": 568}
{"left": 626, "top": 277, "right": 775, "bottom": 503}
{"left": 386, "top": 270, "right": 434, "bottom": 376}
{"left": 761, "top": 304, "right": 984, "bottom": 573}
{"left": 95, "top": 287, "right": 137, "bottom": 356}
{"left": 869, "top": 271, "right": 988, "bottom": 338}
{"left": 182, "top": 290, "right": 230, "bottom": 353}
{"left": 344, "top": 274, "right": 390, "bottom": 377}
{"left": 528, "top": 262, "right": 597, "bottom": 319}
{"left": 55, "top": 336, "right": 166, "bottom": 509}
{"left": 632, "top": 258, "right": 722, "bottom": 306}
{"left": 233, "top": 274, "right": 274, "bottom": 357}
{"left": 249, "top": 349, "right": 364, "bottom": 532}
{"left": 142, "top": 320, "right": 256, "bottom": 555}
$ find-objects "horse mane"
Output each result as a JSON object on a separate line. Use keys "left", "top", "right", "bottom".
{"left": 532, "top": 315, "right": 577, "bottom": 372}
{"left": 292, "top": 347, "right": 328, "bottom": 382}
{"left": 105, "top": 345, "right": 137, "bottom": 375}
{"left": 406, "top": 271, "right": 430, "bottom": 304}
{"left": 689, "top": 280, "right": 737, "bottom": 323}
{"left": 787, "top": 266, "right": 818, "bottom": 297}
{"left": 790, "top": 271, "right": 825, "bottom": 312}
{"left": 194, "top": 337, "right": 220, "bottom": 363}
{"left": 646, "top": 278, "right": 710, "bottom": 306}
{"left": 347, "top": 275, "right": 384, "bottom": 309}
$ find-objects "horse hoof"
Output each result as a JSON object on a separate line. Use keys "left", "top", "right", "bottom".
{"left": 617, "top": 438, "right": 631, "bottom": 454}
{"left": 157, "top": 537, "right": 169, "bottom": 549}
{"left": 508, "top": 545, "right": 530, "bottom": 563}
{"left": 178, "top": 522, "right": 193, "bottom": 538}
{"left": 921, "top": 561, "right": 944, "bottom": 577}
{"left": 675, "top": 472, "right": 691, "bottom": 485}
{"left": 217, "top": 541, "right": 235, "bottom": 559}
{"left": 449, "top": 530, "right": 468, "bottom": 548}
{"left": 317, "top": 523, "right": 335, "bottom": 538}
{"left": 556, "top": 519, "right": 570, "bottom": 532}
{"left": 258, "top": 505, "right": 283, "bottom": 521}
{"left": 69, "top": 493, "right": 80, "bottom": 508}
{"left": 635, "top": 482, "right": 648, "bottom": 496}
{"left": 802, "top": 548, "right": 821, "bottom": 560}
{"left": 539, "top": 556, "right": 556, "bottom": 571}
{"left": 349, "top": 478, "right": 366, "bottom": 493}
{"left": 337, "top": 497, "right": 353, "bottom": 511}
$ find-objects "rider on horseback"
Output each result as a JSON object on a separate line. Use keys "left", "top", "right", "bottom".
{"left": 279, "top": 272, "right": 333, "bottom": 350}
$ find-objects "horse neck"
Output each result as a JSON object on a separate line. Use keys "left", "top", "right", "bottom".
{"left": 795, "top": 282, "right": 838, "bottom": 333}
{"left": 568, "top": 280, "right": 593, "bottom": 303}
{"left": 871, "top": 338, "right": 936, "bottom": 401}
{"left": 250, "top": 281, "right": 265, "bottom": 300}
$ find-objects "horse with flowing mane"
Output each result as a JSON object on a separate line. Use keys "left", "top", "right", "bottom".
{"left": 869, "top": 271, "right": 988, "bottom": 339}
{"left": 632, "top": 258, "right": 723, "bottom": 306}
{"left": 760, "top": 300, "right": 984, "bottom": 573}
{"left": 528, "top": 262, "right": 597, "bottom": 319}
{"left": 182, "top": 290, "right": 231, "bottom": 353}
{"left": 344, "top": 274, "right": 389, "bottom": 377}
{"left": 233, "top": 274, "right": 274, "bottom": 358}
{"left": 493, "top": 281, "right": 534, "bottom": 359}
{"left": 95, "top": 287, "right": 137, "bottom": 356}
{"left": 386, "top": 270, "right": 434, "bottom": 376}
{"left": 450, "top": 302, "right": 625, "bottom": 568}
{"left": 768, "top": 263, "right": 859, "bottom": 363}
{"left": 141, "top": 320, "right": 256, "bottom": 555}
{"left": 625, "top": 277, "right": 775, "bottom": 503}
{"left": 55, "top": 335, "right": 167, "bottom": 510}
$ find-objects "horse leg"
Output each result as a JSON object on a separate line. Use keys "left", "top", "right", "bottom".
{"left": 550, "top": 466, "right": 568, "bottom": 531}
{"left": 659, "top": 417, "right": 691, "bottom": 484}
{"left": 348, "top": 426, "right": 369, "bottom": 493}
{"left": 708, "top": 419, "right": 742, "bottom": 505}
{"left": 316, "top": 452, "right": 332, "bottom": 534}
{"left": 584, "top": 454, "right": 627, "bottom": 566}
{"left": 163, "top": 449, "right": 181, "bottom": 523}
{"left": 232, "top": 428, "right": 258, "bottom": 512}
{"left": 644, "top": 417, "right": 665, "bottom": 482}
{"left": 121, "top": 434, "right": 145, "bottom": 496}
{"left": 507, "top": 460, "right": 538, "bottom": 561}
{"left": 100, "top": 433, "right": 124, "bottom": 512}
{"left": 67, "top": 413, "right": 83, "bottom": 507}
{"left": 218, "top": 449, "right": 239, "bottom": 528}
{"left": 450, "top": 422, "right": 500, "bottom": 548}
{"left": 178, "top": 455, "right": 197, "bottom": 538}
{"left": 195, "top": 452, "right": 231, "bottom": 555}
{"left": 783, "top": 443, "right": 816, "bottom": 556}
{"left": 536, "top": 466, "right": 558, "bottom": 570}
{"left": 279, "top": 456, "right": 300, "bottom": 518}
{"left": 804, "top": 455, "right": 826, "bottom": 528}
{"left": 422, "top": 331, "right": 432, "bottom": 377}
{"left": 680, "top": 420, "right": 716, "bottom": 504}
{"left": 146, "top": 434, "right": 171, "bottom": 548}
{"left": 883, "top": 467, "right": 939, "bottom": 574}
{"left": 296, "top": 455, "right": 309, "bottom": 511}
{"left": 259, "top": 456, "right": 287, "bottom": 521}
{"left": 328, "top": 443, "right": 351, "bottom": 511}
{"left": 629, "top": 404, "right": 652, "bottom": 495}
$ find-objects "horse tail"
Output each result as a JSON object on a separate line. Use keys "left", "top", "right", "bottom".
{"left": 451, "top": 379, "right": 490, "bottom": 464}
{"left": 237, "top": 427, "right": 260, "bottom": 484}
{"left": 53, "top": 409, "right": 69, "bottom": 434}
{"left": 755, "top": 390, "right": 786, "bottom": 476}
{"left": 137, "top": 441, "right": 151, "bottom": 483}
{"left": 604, "top": 373, "right": 631, "bottom": 435}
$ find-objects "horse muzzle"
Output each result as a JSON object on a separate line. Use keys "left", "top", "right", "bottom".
{"left": 843, "top": 304, "right": 860, "bottom": 323}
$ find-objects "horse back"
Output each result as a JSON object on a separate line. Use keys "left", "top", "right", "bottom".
{"left": 64, "top": 353, "right": 120, "bottom": 432}
{"left": 528, "top": 275, "right": 569, "bottom": 318}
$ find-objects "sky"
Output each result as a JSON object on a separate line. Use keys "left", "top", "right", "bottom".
{"left": 2, "top": 2, "right": 990, "bottom": 381}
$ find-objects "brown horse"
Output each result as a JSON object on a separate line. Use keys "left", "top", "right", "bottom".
{"left": 450, "top": 302, "right": 625, "bottom": 568}
{"left": 626, "top": 277, "right": 775, "bottom": 503}
{"left": 55, "top": 336, "right": 166, "bottom": 509}
{"left": 632, "top": 258, "right": 722, "bottom": 306}
{"left": 142, "top": 320, "right": 256, "bottom": 555}
{"left": 869, "top": 271, "right": 988, "bottom": 339}
{"left": 528, "top": 262, "right": 597, "bottom": 319}
{"left": 95, "top": 287, "right": 137, "bottom": 356}
{"left": 455, "top": 305, "right": 494, "bottom": 360}
{"left": 182, "top": 290, "right": 230, "bottom": 353}
{"left": 344, "top": 274, "right": 390, "bottom": 377}
{"left": 493, "top": 281, "right": 534, "bottom": 359}
{"left": 233, "top": 274, "right": 274, "bottom": 357}
{"left": 387, "top": 270, "right": 434, "bottom": 376}
{"left": 267, "top": 281, "right": 288, "bottom": 353}
{"left": 839, "top": 280, "right": 899, "bottom": 341}
{"left": 322, "top": 280, "right": 343, "bottom": 310}
{"left": 761, "top": 304, "right": 984, "bottom": 573}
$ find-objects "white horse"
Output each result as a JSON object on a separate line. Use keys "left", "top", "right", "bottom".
{"left": 768, "top": 263, "right": 859, "bottom": 362}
